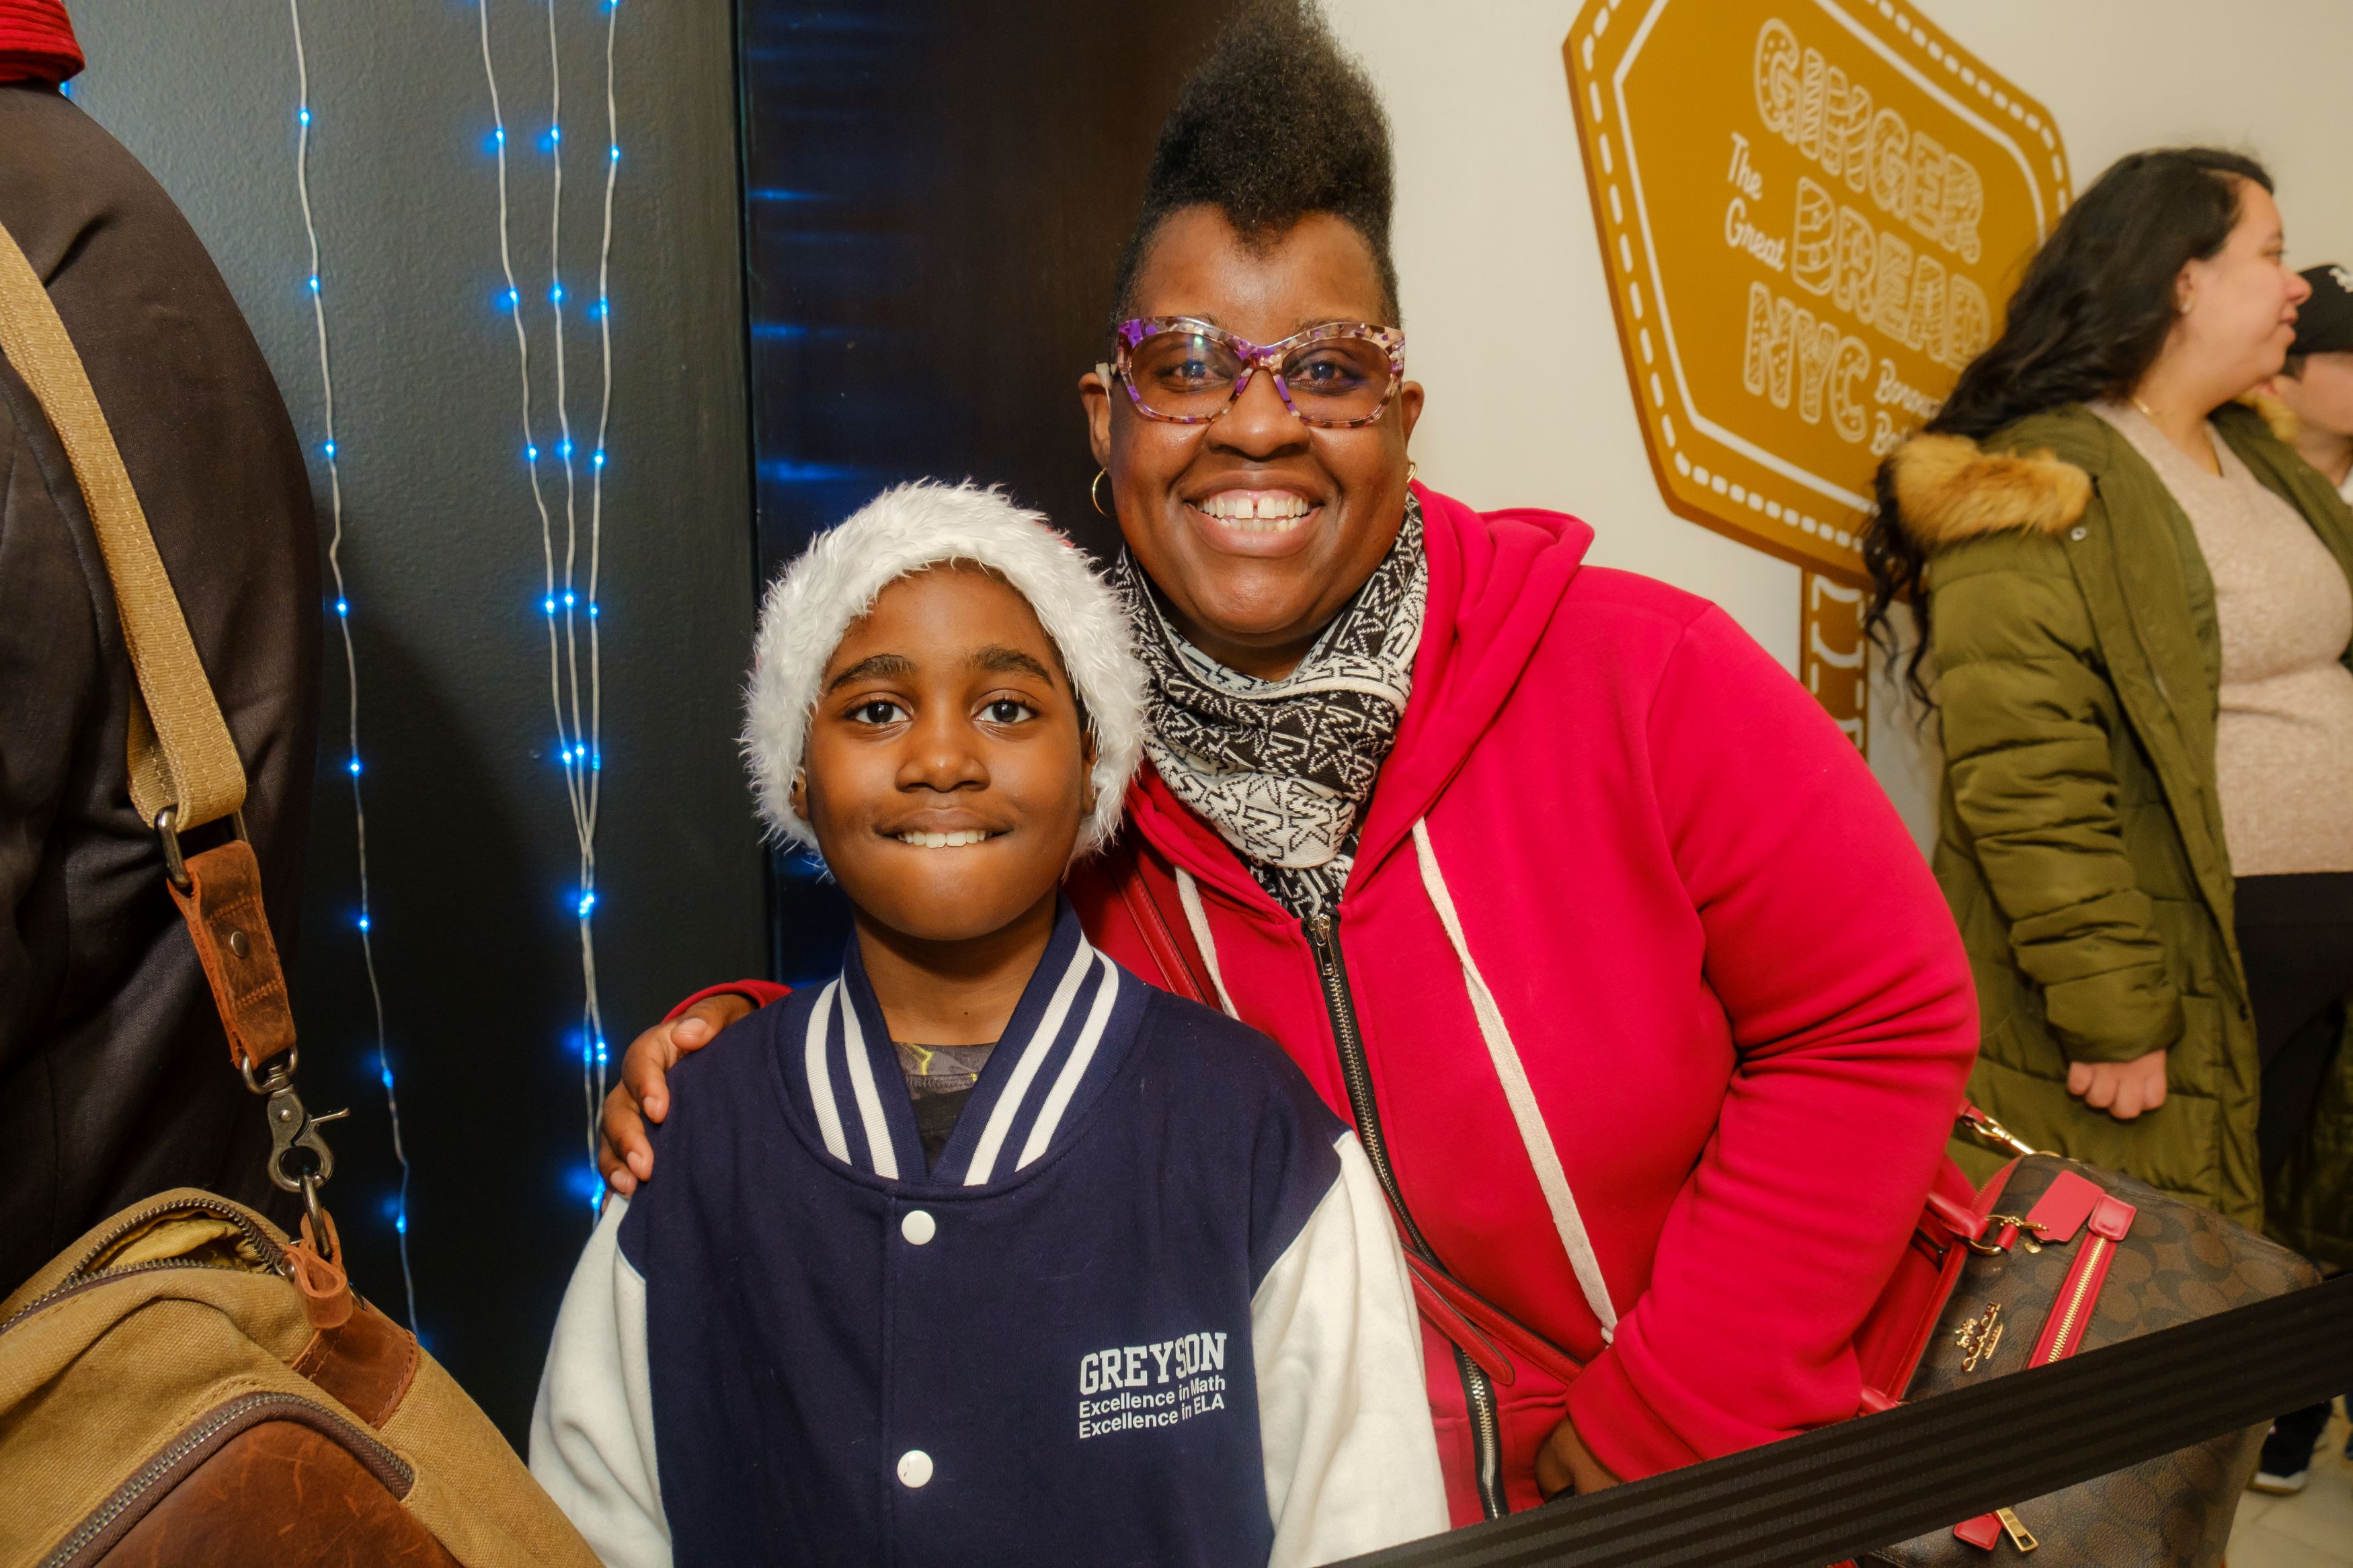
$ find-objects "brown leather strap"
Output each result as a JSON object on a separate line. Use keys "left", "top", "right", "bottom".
{"left": 0, "top": 220, "right": 292, "bottom": 1075}
{"left": 165, "top": 840, "right": 296, "bottom": 1073}
{"left": 0, "top": 219, "right": 246, "bottom": 833}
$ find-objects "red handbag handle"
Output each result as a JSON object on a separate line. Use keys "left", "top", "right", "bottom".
{"left": 1406, "top": 1250, "right": 1585, "bottom": 1390}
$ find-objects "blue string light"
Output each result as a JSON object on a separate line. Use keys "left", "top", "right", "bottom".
{"left": 289, "top": 0, "right": 418, "bottom": 1331}
{"left": 480, "top": 0, "right": 625, "bottom": 1221}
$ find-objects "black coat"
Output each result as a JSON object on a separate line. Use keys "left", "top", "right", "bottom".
{"left": 0, "top": 81, "right": 316, "bottom": 1292}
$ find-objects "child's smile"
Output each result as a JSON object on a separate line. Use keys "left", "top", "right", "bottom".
{"left": 889, "top": 827, "right": 1002, "bottom": 849}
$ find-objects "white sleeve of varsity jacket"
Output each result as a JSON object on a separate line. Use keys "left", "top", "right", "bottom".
{"left": 1253, "top": 1131, "right": 1451, "bottom": 1567}
{"left": 529, "top": 1194, "right": 672, "bottom": 1568}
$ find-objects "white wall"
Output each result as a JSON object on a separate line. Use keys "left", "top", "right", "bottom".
{"left": 1325, "top": 0, "right": 2353, "bottom": 842}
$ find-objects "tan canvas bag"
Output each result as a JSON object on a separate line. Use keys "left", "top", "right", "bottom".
{"left": 0, "top": 218, "right": 598, "bottom": 1568}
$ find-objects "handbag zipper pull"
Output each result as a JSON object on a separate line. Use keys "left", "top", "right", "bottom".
{"left": 1995, "top": 1506, "right": 2039, "bottom": 1552}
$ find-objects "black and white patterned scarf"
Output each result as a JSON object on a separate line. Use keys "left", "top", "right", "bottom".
{"left": 1115, "top": 496, "right": 1426, "bottom": 920}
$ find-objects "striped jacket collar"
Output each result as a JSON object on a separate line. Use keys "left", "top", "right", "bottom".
{"left": 787, "top": 900, "right": 1146, "bottom": 1186}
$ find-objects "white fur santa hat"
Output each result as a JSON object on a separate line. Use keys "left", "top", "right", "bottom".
{"left": 742, "top": 481, "right": 1146, "bottom": 860}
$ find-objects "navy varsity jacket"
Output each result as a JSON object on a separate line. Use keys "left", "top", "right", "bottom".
{"left": 530, "top": 903, "right": 1447, "bottom": 1567}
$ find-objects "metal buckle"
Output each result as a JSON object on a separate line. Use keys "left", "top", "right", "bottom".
{"left": 1986, "top": 1214, "right": 2049, "bottom": 1254}
{"left": 155, "top": 804, "right": 251, "bottom": 893}
{"left": 1963, "top": 1214, "right": 2050, "bottom": 1257}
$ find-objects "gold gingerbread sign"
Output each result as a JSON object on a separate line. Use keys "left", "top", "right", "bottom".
{"left": 1564, "top": 0, "right": 2071, "bottom": 581}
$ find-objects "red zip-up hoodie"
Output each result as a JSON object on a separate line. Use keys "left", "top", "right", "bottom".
{"left": 682, "top": 483, "right": 1977, "bottom": 1520}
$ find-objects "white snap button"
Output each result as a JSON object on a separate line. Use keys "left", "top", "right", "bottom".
{"left": 2069, "top": 526, "right": 2087, "bottom": 542}
{"left": 897, "top": 1449, "right": 933, "bottom": 1488}
{"left": 900, "top": 1210, "right": 936, "bottom": 1245}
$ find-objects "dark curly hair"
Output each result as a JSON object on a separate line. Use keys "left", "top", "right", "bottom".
{"left": 1110, "top": 0, "right": 1400, "bottom": 325}
{"left": 1861, "top": 147, "right": 2272, "bottom": 704}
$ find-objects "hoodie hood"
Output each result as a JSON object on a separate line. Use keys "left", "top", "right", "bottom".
{"left": 1127, "top": 481, "right": 1591, "bottom": 904}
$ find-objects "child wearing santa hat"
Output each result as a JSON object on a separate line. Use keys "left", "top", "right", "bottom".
{"left": 529, "top": 481, "right": 1446, "bottom": 1567}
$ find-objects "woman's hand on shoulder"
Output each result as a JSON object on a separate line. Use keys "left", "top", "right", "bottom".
{"left": 2066, "top": 1049, "right": 2168, "bottom": 1120}
{"left": 596, "top": 994, "right": 754, "bottom": 1194}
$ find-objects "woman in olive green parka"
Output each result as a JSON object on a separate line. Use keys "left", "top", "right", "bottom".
{"left": 1866, "top": 149, "right": 2353, "bottom": 1272}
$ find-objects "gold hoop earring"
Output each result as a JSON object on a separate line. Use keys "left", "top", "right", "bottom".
{"left": 1406, "top": 458, "right": 1419, "bottom": 485}
{"left": 1090, "top": 468, "right": 1113, "bottom": 518}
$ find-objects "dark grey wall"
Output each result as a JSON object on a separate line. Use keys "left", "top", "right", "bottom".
{"left": 68, "top": 0, "right": 764, "bottom": 1440}
{"left": 740, "top": 0, "right": 1242, "bottom": 981}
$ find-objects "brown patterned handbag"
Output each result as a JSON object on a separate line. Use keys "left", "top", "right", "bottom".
{"left": 1859, "top": 1128, "right": 2319, "bottom": 1567}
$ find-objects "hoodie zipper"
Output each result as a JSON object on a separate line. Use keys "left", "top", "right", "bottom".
{"left": 1307, "top": 911, "right": 1508, "bottom": 1520}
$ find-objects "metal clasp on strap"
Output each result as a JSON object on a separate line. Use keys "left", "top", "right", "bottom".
{"left": 1954, "top": 1103, "right": 2043, "bottom": 1159}
{"left": 154, "top": 803, "right": 249, "bottom": 893}
{"left": 155, "top": 805, "right": 345, "bottom": 1261}
{"left": 251, "top": 1052, "right": 347, "bottom": 1190}
{"left": 245, "top": 1051, "right": 348, "bottom": 1260}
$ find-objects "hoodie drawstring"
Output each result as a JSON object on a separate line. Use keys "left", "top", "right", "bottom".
{"left": 1170, "top": 830, "right": 1620, "bottom": 1343}
{"left": 1172, "top": 866, "right": 1242, "bottom": 1020}
{"left": 1412, "top": 819, "right": 1618, "bottom": 1342}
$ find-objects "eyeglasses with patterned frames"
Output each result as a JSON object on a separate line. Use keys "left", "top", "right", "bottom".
{"left": 1101, "top": 317, "right": 1407, "bottom": 429}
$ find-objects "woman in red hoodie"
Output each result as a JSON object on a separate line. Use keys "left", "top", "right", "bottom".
{"left": 599, "top": 1, "right": 1975, "bottom": 1523}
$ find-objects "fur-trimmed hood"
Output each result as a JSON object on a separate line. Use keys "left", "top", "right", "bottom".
{"left": 1884, "top": 434, "right": 2092, "bottom": 549}
{"left": 742, "top": 481, "right": 1146, "bottom": 860}
{"left": 1884, "top": 393, "right": 2302, "bottom": 549}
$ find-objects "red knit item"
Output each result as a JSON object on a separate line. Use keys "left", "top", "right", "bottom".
{"left": 0, "top": 0, "right": 83, "bottom": 86}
